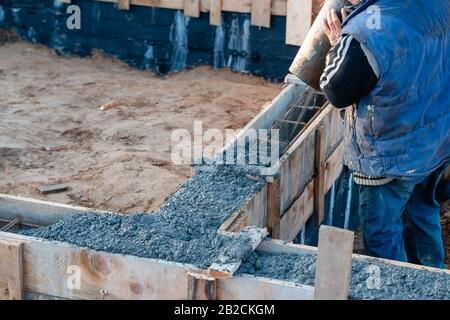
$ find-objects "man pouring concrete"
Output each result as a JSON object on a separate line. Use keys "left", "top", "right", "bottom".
{"left": 319, "top": 0, "right": 449, "bottom": 268}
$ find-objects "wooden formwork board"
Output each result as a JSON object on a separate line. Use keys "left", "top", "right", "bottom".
{"left": 0, "top": 196, "right": 334, "bottom": 301}
{"left": 92, "top": 0, "right": 287, "bottom": 15}
{"left": 277, "top": 104, "right": 343, "bottom": 216}
{"left": 221, "top": 95, "right": 344, "bottom": 241}
{"left": 58, "top": 0, "right": 321, "bottom": 46}
{"left": 0, "top": 198, "right": 448, "bottom": 300}
{"left": 0, "top": 195, "right": 313, "bottom": 300}
{"left": 0, "top": 194, "right": 113, "bottom": 227}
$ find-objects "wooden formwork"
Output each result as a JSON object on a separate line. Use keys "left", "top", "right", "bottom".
{"left": 1, "top": 194, "right": 449, "bottom": 300}
{"left": 57, "top": 0, "right": 322, "bottom": 45}
{"left": 221, "top": 82, "right": 344, "bottom": 242}
{"left": 0, "top": 194, "right": 316, "bottom": 300}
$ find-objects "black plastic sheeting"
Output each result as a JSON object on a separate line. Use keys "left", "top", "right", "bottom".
{"left": 0, "top": 0, "right": 299, "bottom": 81}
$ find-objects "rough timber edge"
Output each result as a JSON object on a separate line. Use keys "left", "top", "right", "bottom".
{"left": 0, "top": 231, "right": 314, "bottom": 300}
{"left": 0, "top": 225, "right": 447, "bottom": 300}
{"left": 218, "top": 100, "right": 345, "bottom": 241}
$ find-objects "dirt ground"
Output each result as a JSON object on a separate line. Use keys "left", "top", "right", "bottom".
{"left": 0, "top": 41, "right": 281, "bottom": 213}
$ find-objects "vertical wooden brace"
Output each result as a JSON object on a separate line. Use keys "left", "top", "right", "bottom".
{"left": 209, "top": 0, "right": 222, "bottom": 26}
{"left": 184, "top": 0, "right": 201, "bottom": 18}
{"left": 251, "top": 0, "right": 272, "bottom": 28}
{"left": 267, "top": 177, "right": 281, "bottom": 238}
{"left": 286, "top": 0, "right": 313, "bottom": 46}
{"left": 314, "top": 226, "right": 354, "bottom": 300}
{"left": 117, "top": 0, "right": 130, "bottom": 10}
{"left": 314, "top": 124, "right": 327, "bottom": 225}
{"left": 0, "top": 239, "right": 24, "bottom": 300}
{"left": 187, "top": 272, "right": 216, "bottom": 300}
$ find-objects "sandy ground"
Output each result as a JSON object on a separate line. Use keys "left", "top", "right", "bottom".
{"left": 0, "top": 42, "right": 281, "bottom": 213}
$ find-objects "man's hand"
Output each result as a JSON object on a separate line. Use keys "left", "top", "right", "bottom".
{"left": 323, "top": 8, "right": 348, "bottom": 47}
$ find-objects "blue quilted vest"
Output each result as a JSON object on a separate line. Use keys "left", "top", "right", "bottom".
{"left": 341, "top": 0, "right": 450, "bottom": 179}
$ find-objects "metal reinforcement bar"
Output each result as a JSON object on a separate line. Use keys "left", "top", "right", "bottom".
{"left": 221, "top": 82, "right": 344, "bottom": 241}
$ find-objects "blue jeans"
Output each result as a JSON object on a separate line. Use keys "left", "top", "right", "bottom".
{"left": 356, "top": 163, "right": 448, "bottom": 269}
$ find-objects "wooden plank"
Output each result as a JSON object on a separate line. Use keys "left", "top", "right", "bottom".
{"left": 129, "top": 0, "right": 182, "bottom": 10}
{"left": 221, "top": 0, "right": 286, "bottom": 15}
{"left": 117, "top": 0, "right": 130, "bottom": 10}
{"left": 187, "top": 272, "right": 216, "bottom": 300}
{"left": 314, "top": 226, "right": 354, "bottom": 300}
{"left": 0, "top": 194, "right": 113, "bottom": 227}
{"left": 257, "top": 238, "right": 316, "bottom": 255}
{"left": 275, "top": 103, "right": 336, "bottom": 214}
{"left": 271, "top": 0, "right": 287, "bottom": 16}
{"left": 208, "top": 227, "right": 268, "bottom": 278}
{"left": 266, "top": 178, "right": 281, "bottom": 238}
{"left": 58, "top": 0, "right": 72, "bottom": 3}
{"left": 0, "top": 232, "right": 197, "bottom": 300}
{"left": 217, "top": 274, "right": 314, "bottom": 300}
{"left": 218, "top": 184, "right": 266, "bottom": 234}
{"left": 184, "top": 0, "right": 200, "bottom": 17}
{"left": 39, "top": 183, "right": 69, "bottom": 195}
{"left": 279, "top": 142, "right": 344, "bottom": 241}
{"left": 280, "top": 181, "right": 313, "bottom": 241}
{"left": 209, "top": 0, "right": 222, "bottom": 25}
{"left": 251, "top": 0, "right": 272, "bottom": 28}
{"left": 286, "top": 0, "right": 313, "bottom": 46}
{"left": 313, "top": 124, "right": 327, "bottom": 224}
{"left": 0, "top": 232, "right": 317, "bottom": 300}
{"left": 0, "top": 239, "right": 24, "bottom": 300}
{"left": 246, "top": 185, "right": 268, "bottom": 228}
{"left": 288, "top": 145, "right": 300, "bottom": 203}
{"left": 279, "top": 133, "right": 315, "bottom": 214}
{"left": 99, "top": 0, "right": 288, "bottom": 15}
{"left": 221, "top": 0, "right": 252, "bottom": 13}
{"left": 329, "top": 107, "right": 343, "bottom": 155}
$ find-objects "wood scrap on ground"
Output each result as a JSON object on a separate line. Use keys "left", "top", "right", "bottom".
{"left": 39, "top": 184, "right": 69, "bottom": 194}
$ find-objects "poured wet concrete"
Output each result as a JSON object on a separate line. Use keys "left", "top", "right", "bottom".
{"left": 238, "top": 251, "right": 450, "bottom": 300}
{"left": 23, "top": 165, "right": 266, "bottom": 268}
{"left": 19, "top": 162, "right": 450, "bottom": 299}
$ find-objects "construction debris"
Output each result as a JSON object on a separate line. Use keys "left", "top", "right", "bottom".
{"left": 39, "top": 184, "right": 69, "bottom": 195}
{"left": 99, "top": 100, "right": 120, "bottom": 111}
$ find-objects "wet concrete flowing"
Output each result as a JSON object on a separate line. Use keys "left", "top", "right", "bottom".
{"left": 22, "top": 165, "right": 266, "bottom": 269}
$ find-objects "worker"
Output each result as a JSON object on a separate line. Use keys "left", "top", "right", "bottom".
{"left": 320, "top": 0, "right": 449, "bottom": 268}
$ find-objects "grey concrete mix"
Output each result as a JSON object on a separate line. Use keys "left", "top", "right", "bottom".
{"left": 21, "top": 162, "right": 450, "bottom": 299}
{"left": 22, "top": 165, "right": 266, "bottom": 268}
{"left": 238, "top": 251, "right": 450, "bottom": 300}
{"left": 19, "top": 139, "right": 450, "bottom": 299}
